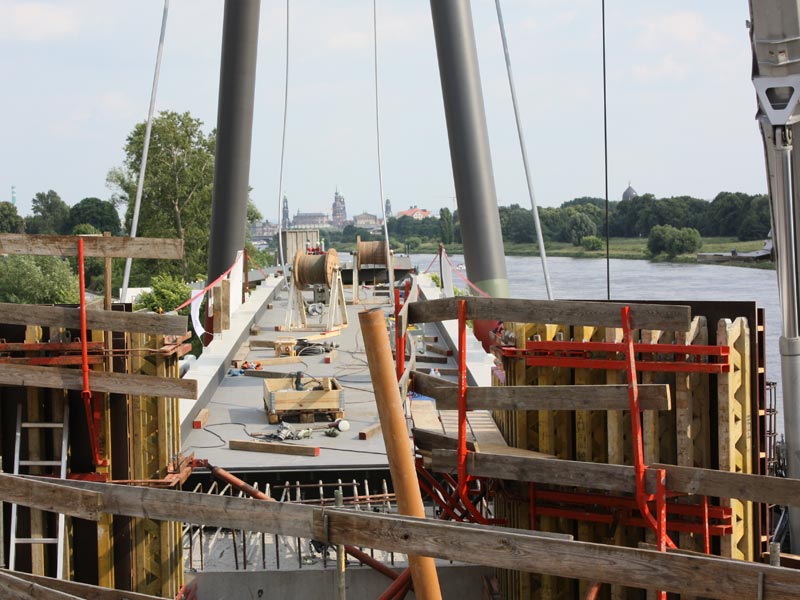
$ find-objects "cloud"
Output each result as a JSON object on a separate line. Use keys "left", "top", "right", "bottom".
{"left": 0, "top": 2, "right": 81, "bottom": 42}
{"left": 627, "top": 10, "right": 745, "bottom": 83}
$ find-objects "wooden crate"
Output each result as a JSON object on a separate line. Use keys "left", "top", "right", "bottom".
{"left": 262, "top": 377, "right": 344, "bottom": 424}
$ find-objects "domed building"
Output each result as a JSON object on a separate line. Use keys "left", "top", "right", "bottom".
{"left": 622, "top": 182, "right": 638, "bottom": 201}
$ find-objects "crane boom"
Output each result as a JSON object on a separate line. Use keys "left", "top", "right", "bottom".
{"left": 750, "top": 0, "right": 800, "bottom": 551}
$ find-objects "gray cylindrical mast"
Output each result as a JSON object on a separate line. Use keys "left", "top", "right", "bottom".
{"left": 207, "top": 0, "right": 260, "bottom": 282}
{"left": 429, "top": 0, "right": 509, "bottom": 298}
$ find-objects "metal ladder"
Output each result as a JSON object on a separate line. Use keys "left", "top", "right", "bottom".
{"left": 9, "top": 396, "right": 69, "bottom": 578}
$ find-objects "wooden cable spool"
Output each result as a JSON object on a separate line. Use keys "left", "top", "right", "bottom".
{"left": 356, "top": 240, "right": 388, "bottom": 270}
{"left": 293, "top": 249, "right": 339, "bottom": 287}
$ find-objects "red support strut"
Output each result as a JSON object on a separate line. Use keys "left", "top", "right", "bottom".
{"left": 77, "top": 237, "right": 107, "bottom": 467}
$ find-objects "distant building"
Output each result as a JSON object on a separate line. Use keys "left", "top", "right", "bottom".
{"left": 384, "top": 197, "right": 392, "bottom": 217}
{"left": 250, "top": 220, "right": 279, "bottom": 239}
{"left": 331, "top": 190, "right": 347, "bottom": 228}
{"left": 396, "top": 205, "right": 432, "bottom": 220}
{"left": 352, "top": 212, "right": 381, "bottom": 228}
{"left": 622, "top": 183, "right": 638, "bottom": 201}
{"left": 282, "top": 196, "right": 290, "bottom": 227}
{"left": 292, "top": 211, "right": 328, "bottom": 229}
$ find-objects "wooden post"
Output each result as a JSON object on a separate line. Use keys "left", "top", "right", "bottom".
{"left": 359, "top": 308, "right": 442, "bottom": 600}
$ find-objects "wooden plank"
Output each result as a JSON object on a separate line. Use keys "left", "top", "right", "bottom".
{"left": 0, "top": 473, "right": 102, "bottom": 521}
{"left": 466, "top": 411, "right": 508, "bottom": 448}
{"left": 272, "top": 395, "right": 340, "bottom": 411}
{"left": 407, "top": 297, "right": 691, "bottom": 332}
{"left": 192, "top": 408, "right": 209, "bottom": 429}
{"left": 654, "top": 463, "right": 800, "bottom": 508}
{"left": 221, "top": 279, "right": 231, "bottom": 330}
{"left": 432, "top": 449, "right": 640, "bottom": 494}
{"left": 413, "top": 428, "right": 480, "bottom": 452}
{"left": 257, "top": 356, "right": 303, "bottom": 366}
{"left": 212, "top": 285, "right": 222, "bottom": 334}
{"left": 410, "top": 370, "right": 455, "bottom": 398}
{"left": 432, "top": 384, "right": 671, "bottom": 412}
{"left": 358, "top": 422, "right": 382, "bottom": 440}
{"left": 0, "top": 234, "right": 183, "bottom": 259}
{"left": 1, "top": 570, "right": 164, "bottom": 600}
{"left": 410, "top": 399, "right": 443, "bottom": 432}
{"left": 0, "top": 570, "right": 84, "bottom": 600}
{"left": 229, "top": 439, "right": 320, "bottom": 457}
{"left": 0, "top": 303, "right": 188, "bottom": 335}
{"left": 0, "top": 363, "right": 198, "bottom": 399}
{"left": 9, "top": 476, "right": 800, "bottom": 600}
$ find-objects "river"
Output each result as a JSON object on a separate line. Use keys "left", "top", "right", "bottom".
{"left": 411, "top": 254, "right": 785, "bottom": 434}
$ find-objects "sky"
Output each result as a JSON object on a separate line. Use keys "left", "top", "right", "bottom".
{"left": 0, "top": 0, "right": 764, "bottom": 224}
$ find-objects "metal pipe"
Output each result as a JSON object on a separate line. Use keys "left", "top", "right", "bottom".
{"left": 121, "top": 0, "right": 170, "bottom": 303}
{"left": 335, "top": 490, "right": 346, "bottom": 599}
{"left": 359, "top": 308, "right": 442, "bottom": 600}
{"left": 429, "top": 0, "right": 508, "bottom": 301}
{"left": 345, "top": 546, "right": 400, "bottom": 581}
{"left": 377, "top": 568, "right": 412, "bottom": 600}
{"left": 207, "top": 0, "right": 261, "bottom": 283}
{"left": 207, "top": 464, "right": 274, "bottom": 501}
{"left": 493, "top": 0, "right": 553, "bottom": 300}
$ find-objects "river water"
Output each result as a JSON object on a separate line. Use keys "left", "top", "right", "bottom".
{"left": 411, "top": 254, "right": 785, "bottom": 433}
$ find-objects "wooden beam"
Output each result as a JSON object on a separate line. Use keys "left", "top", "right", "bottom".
{"left": 654, "top": 463, "right": 800, "bottom": 508}
{"left": 0, "top": 363, "right": 198, "bottom": 399}
{"left": 432, "top": 384, "right": 671, "bottom": 412}
{"left": 0, "top": 473, "right": 102, "bottom": 521}
{"left": 431, "top": 450, "right": 800, "bottom": 509}
{"left": 192, "top": 408, "right": 210, "bottom": 429}
{"left": 5, "top": 476, "right": 800, "bottom": 600}
{"left": 411, "top": 370, "right": 455, "bottom": 398}
{"left": 0, "top": 234, "right": 183, "bottom": 259}
{"left": 0, "top": 570, "right": 83, "bottom": 600}
{"left": 229, "top": 439, "right": 320, "bottom": 456}
{"left": 431, "top": 449, "right": 641, "bottom": 494}
{"left": 407, "top": 297, "right": 691, "bottom": 331}
{"left": 1, "top": 571, "right": 164, "bottom": 600}
{"left": 0, "top": 303, "right": 188, "bottom": 336}
{"left": 359, "top": 422, "right": 382, "bottom": 440}
{"left": 413, "top": 428, "right": 480, "bottom": 453}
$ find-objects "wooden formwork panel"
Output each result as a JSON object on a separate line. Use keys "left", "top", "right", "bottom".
{"left": 492, "top": 311, "right": 754, "bottom": 600}
{"left": 129, "top": 333, "right": 183, "bottom": 598}
{"left": 718, "top": 317, "right": 754, "bottom": 562}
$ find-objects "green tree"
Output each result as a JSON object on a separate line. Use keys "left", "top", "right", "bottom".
{"left": 0, "top": 201, "right": 23, "bottom": 233}
{"left": 108, "top": 110, "right": 215, "bottom": 282}
{"left": 737, "top": 195, "right": 771, "bottom": 241}
{"left": 69, "top": 197, "right": 121, "bottom": 235}
{"left": 24, "top": 190, "right": 71, "bottom": 234}
{"left": 581, "top": 235, "right": 603, "bottom": 251}
{"left": 565, "top": 211, "right": 597, "bottom": 246}
{"left": 439, "top": 207, "right": 454, "bottom": 244}
{"left": 134, "top": 273, "right": 192, "bottom": 314}
{"left": 648, "top": 225, "right": 702, "bottom": 258}
{"left": 0, "top": 255, "right": 79, "bottom": 303}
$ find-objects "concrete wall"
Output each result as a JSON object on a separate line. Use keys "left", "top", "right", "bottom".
{"left": 190, "top": 564, "right": 493, "bottom": 600}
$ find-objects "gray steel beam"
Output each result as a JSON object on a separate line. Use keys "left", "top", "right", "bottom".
{"left": 750, "top": 0, "right": 800, "bottom": 551}
{"left": 430, "top": 0, "right": 509, "bottom": 299}
{"left": 208, "top": 0, "right": 261, "bottom": 282}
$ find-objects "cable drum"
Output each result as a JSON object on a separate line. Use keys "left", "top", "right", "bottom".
{"left": 356, "top": 240, "right": 388, "bottom": 270}
{"left": 293, "top": 249, "right": 339, "bottom": 287}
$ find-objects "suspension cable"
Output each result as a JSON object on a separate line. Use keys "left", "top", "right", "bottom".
{"left": 602, "top": 0, "right": 611, "bottom": 300}
{"left": 276, "top": 0, "right": 290, "bottom": 277}
{"left": 373, "top": 0, "right": 393, "bottom": 291}
{"left": 494, "top": 0, "right": 553, "bottom": 300}
{"left": 121, "top": 0, "right": 170, "bottom": 304}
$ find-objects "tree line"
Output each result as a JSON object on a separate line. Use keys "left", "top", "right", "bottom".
{"left": 352, "top": 192, "right": 770, "bottom": 251}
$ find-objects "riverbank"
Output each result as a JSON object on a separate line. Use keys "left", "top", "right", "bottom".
{"left": 408, "top": 237, "right": 774, "bottom": 269}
